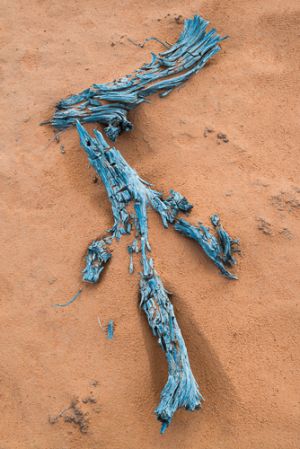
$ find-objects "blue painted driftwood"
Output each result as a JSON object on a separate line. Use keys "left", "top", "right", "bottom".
{"left": 42, "top": 10, "right": 240, "bottom": 434}
{"left": 45, "top": 15, "right": 225, "bottom": 141}
{"left": 76, "top": 122, "right": 202, "bottom": 431}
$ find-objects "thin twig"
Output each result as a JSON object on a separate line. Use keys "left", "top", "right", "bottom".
{"left": 97, "top": 316, "right": 103, "bottom": 330}
{"left": 42, "top": 131, "right": 62, "bottom": 151}
{"left": 127, "top": 36, "right": 171, "bottom": 49}
{"left": 53, "top": 288, "right": 83, "bottom": 308}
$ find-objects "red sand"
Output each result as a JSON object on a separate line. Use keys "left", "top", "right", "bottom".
{"left": 1, "top": 1, "right": 299, "bottom": 448}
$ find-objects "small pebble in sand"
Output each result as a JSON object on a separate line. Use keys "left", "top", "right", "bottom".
{"left": 203, "top": 127, "right": 214, "bottom": 137}
{"left": 217, "top": 132, "right": 229, "bottom": 143}
{"left": 89, "top": 379, "right": 99, "bottom": 388}
{"left": 48, "top": 277, "right": 57, "bottom": 285}
{"left": 82, "top": 396, "right": 97, "bottom": 404}
{"left": 48, "top": 415, "right": 59, "bottom": 424}
{"left": 175, "top": 15, "right": 184, "bottom": 25}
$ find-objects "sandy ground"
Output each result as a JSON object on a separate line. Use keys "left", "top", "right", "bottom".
{"left": 1, "top": 1, "right": 300, "bottom": 448}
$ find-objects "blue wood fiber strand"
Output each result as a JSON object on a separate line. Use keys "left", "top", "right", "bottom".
{"left": 107, "top": 320, "right": 114, "bottom": 340}
{"left": 53, "top": 289, "right": 82, "bottom": 308}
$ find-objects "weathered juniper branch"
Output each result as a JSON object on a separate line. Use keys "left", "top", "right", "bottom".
{"left": 45, "top": 15, "right": 225, "bottom": 141}
{"left": 44, "top": 11, "right": 238, "bottom": 434}
{"left": 76, "top": 122, "right": 202, "bottom": 431}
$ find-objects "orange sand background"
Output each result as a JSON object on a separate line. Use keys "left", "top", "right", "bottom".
{"left": 1, "top": 1, "right": 299, "bottom": 448}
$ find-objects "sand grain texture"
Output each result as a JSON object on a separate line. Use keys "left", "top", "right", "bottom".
{"left": 0, "top": 1, "right": 299, "bottom": 448}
